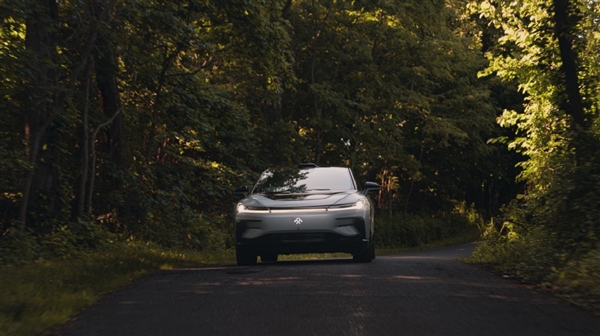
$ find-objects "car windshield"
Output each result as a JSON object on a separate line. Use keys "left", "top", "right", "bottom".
{"left": 252, "top": 168, "right": 355, "bottom": 194}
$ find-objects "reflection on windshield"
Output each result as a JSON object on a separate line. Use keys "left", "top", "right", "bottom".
{"left": 255, "top": 169, "right": 309, "bottom": 194}
{"left": 252, "top": 168, "right": 354, "bottom": 194}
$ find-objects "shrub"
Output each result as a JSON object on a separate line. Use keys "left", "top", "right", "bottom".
{"left": 375, "top": 203, "right": 482, "bottom": 249}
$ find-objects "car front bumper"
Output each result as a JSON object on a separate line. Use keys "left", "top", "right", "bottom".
{"left": 234, "top": 208, "right": 371, "bottom": 255}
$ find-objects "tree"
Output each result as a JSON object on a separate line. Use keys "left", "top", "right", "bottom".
{"left": 472, "top": 0, "right": 600, "bottom": 254}
{"left": 0, "top": 0, "right": 296, "bottom": 251}
{"left": 285, "top": 0, "right": 510, "bottom": 215}
{"left": 0, "top": 0, "right": 522, "bottom": 258}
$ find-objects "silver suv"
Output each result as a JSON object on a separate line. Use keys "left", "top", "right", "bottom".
{"left": 234, "top": 164, "right": 380, "bottom": 265}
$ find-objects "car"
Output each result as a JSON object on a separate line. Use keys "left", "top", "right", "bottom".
{"left": 233, "top": 163, "right": 380, "bottom": 265}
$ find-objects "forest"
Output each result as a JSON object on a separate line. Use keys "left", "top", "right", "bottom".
{"left": 1, "top": 0, "right": 599, "bottom": 299}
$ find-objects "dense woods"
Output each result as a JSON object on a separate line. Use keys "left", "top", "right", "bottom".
{"left": 470, "top": 0, "right": 600, "bottom": 287}
{"left": 1, "top": 0, "right": 598, "bottom": 287}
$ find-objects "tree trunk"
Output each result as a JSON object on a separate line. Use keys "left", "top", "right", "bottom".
{"left": 94, "top": 14, "right": 129, "bottom": 171}
{"left": 20, "top": 0, "right": 60, "bottom": 229}
{"left": 75, "top": 61, "right": 92, "bottom": 219}
{"left": 21, "top": 0, "right": 106, "bottom": 225}
{"left": 552, "top": 0, "right": 586, "bottom": 130}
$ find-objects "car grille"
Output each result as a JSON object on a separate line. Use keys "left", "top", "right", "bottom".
{"left": 235, "top": 217, "right": 366, "bottom": 242}
{"left": 250, "top": 232, "right": 360, "bottom": 243}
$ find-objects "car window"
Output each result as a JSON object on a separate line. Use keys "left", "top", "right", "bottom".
{"left": 253, "top": 168, "right": 355, "bottom": 194}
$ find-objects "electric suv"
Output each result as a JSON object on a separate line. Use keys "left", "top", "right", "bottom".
{"left": 234, "top": 164, "right": 380, "bottom": 265}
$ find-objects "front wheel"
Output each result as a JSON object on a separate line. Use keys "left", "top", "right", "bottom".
{"left": 236, "top": 247, "right": 257, "bottom": 266}
{"left": 370, "top": 239, "right": 376, "bottom": 260}
{"left": 260, "top": 253, "right": 278, "bottom": 263}
{"left": 352, "top": 241, "right": 374, "bottom": 263}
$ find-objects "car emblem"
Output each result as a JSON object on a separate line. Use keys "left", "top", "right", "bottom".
{"left": 294, "top": 217, "right": 303, "bottom": 225}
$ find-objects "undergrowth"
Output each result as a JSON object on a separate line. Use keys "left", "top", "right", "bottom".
{"left": 376, "top": 202, "right": 483, "bottom": 249}
{"left": 467, "top": 212, "right": 600, "bottom": 314}
{"left": 0, "top": 242, "right": 235, "bottom": 336}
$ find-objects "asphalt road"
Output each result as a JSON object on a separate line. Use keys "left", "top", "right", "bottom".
{"left": 58, "top": 243, "right": 600, "bottom": 336}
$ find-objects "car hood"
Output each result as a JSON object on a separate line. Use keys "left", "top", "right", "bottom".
{"left": 241, "top": 191, "right": 362, "bottom": 209}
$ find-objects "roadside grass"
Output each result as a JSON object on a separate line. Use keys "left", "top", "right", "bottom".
{"left": 0, "top": 230, "right": 479, "bottom": 336}
{"left": 547, "top": 250, "right": 600, "bottom": 315}
{"left": 465, "top": 238, "right": 600, "bottom": 315}
{"left": 0, "top": 243, "right": 235, "bottom": 336}
{"left": 377, "top": 230, "right": 480, "bottom": 256}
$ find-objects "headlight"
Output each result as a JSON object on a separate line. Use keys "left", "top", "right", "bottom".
{"left": 236, "top": 203, "right": 269, "bottom": 213}
{"left": 236, "top": 203, "right": 246, "bottom": 213}
{"left": 328, "top": 199, "right": 368, "bottom": 211}
{"left": 353, "top": 199, "right": 367, "bottom": 208}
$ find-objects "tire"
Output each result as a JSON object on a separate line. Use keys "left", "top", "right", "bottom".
{"left": 352, "top": 241, "right": 374, "bottom": 263}
{"left": 370, "top": 240, "right": 376, "bottom": 260}
{"left": 236, "top": 247, "right": 257, "bottom": 266}
{"left": 260, "top": 253, "right": 278, "bottom": 263}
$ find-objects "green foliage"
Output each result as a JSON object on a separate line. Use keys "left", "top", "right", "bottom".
{"left": 376, "top": 202, "right": 483, "bottom": 249}
{"left": 466, "top": 1, "right": 600, "bottom": 305}
{"left": 473, "top": 219, "right": 559, "bottom": 282}
{"left": 1, "top": 0, "right": 516, "bottom": 266}
{"left": 535, "top": 147, "right": 600, "bottom": 255}
{"left": 547, "top": 249, "right": 600, "bottom": 312}
{"left": 470, "top": 207, "right": 600, "bottom": 312}
{"left": 0, "top": 242, "right": 235, "bottom": 336}
{"left": 0, "top": 0, "right": 295, "bottom": 250}
{"left": 0, "top": 220, "right": 111, "bottom": 265}
{"left": 283, "top": 0, "right": 513, "bottom": 216}
{"left": 0, "top": 226, "right": 38, "bottom": 264}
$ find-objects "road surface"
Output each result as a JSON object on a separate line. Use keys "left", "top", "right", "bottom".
{"left": 57, "top": 243, "right": 600, "bottom": 335}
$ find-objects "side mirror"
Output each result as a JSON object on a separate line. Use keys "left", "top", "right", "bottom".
{"left": 362, "top": 181, "right": 380, "bottom": 194}
{"left": 235, "top": 185, "right": 249, "bottom": 197}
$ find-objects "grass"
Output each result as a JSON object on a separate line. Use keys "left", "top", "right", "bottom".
{"left": 0, "top": 243, "right": 236, "bottom": 336}
{"left": 377, "top": 230, "right": 480, "bottom": 256}
{"left": 547, "top": 249, "right": 600, "bottom": 314}
{"left": 464, "top": 240, "right": 600, "bottom": 315}
{"left": 0, "top": 233, "right": 478, "bottom": 336}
